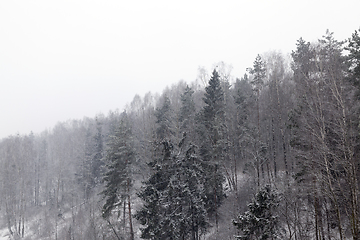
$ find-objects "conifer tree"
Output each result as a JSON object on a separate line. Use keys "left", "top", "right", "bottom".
{"left": 93, "top": 118, "right": 104, "bottom": 181}
{"left": 346, "top": 28, "right": 360, "bottom": 97}
{"left": 233, "top": 185, "right": 280, "bottom": 240}
{"left": 135, "top": 140, "right": 175, "bottom": 239}
{"left": 291, "top": 37, "right": 314, "bottom": 80}
{"left": 101, "top": 112, "right": 135, "bottom": 239}
{"left": 78, "top": 118, "right": 104, "bottom": 199}
{"left": 247, "top": 54, "right": 267, "bottom": 187}
{"left": 136, "top": 137, "right": 209, "bottom": 240}
{"left": 290, "top": 32, "right": 360, "bottom": 240}
{"left": 234, "top": 75, "right": 255, "bottom": 189}
{"left": 179, "top": 85, "right": 196, "bottom": 134}
{"left": 166, "top": 137, "right": 209, "bottom": 240}
{"left": 198, "top": 69, "right": 226, "bottom": 229}
{"left": 155, "top": 95, "right": 174, "bottom": 141}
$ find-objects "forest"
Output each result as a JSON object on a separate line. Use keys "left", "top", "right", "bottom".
{"left": 0, "top": 28, "right": 360, "bottom": 240}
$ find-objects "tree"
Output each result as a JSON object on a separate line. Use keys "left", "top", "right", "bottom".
{"left": 290, "top": 31, "right": 360, "bottom": 240}
{"left": 247, "top": 54, "right": 267, "bottom": 187}
{"left": 233, "top": 185, "right": 280, "bottom": 240}
{"left": 233, "top": 74, "right": 256, "bottom": 191}
{"left": 135, "top": 140, "right": 174, "bottom": 239}
{"left": 78, "top": 117, "right": 104, "bottom": 200}
{"left": 179, "top": 85, "right": 196, "bottom": 135}
{"left": 198, "top": 69, "right": 226, "bottom": 232}
{"left": 101, "top": 112, "right": 135, "bottom": 240}
{"left": 155, "top": 95, "right": 175, "bottom": 141}
{"left": 136, "top": 137, "right": 209, "bottom": 240}
{"left": 169, "top": 141, "right": 209, "bottom": 240}
{"left": 346, "top": 28, "right": 360, "bottom": 97}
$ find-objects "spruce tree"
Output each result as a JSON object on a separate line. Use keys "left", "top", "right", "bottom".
{"left": 136, "top": 123, "right": 209, "bottom": 239}
{"left": 155, "top": 95, "right": 174, "bottom": 141}
{"left": 135, "top": 95, "right": 177, "bottom": 239}
{"left": 233, "top": 185, "right": 280, "bottom": 240}
{"left": 165, "top": 139, "right": 209, "bottom": 240}
{"left": 136, "top": 137, "right": 209, "bottom": 239}
{"left": 78, "top": 118, "right": 104, "bottom": 200}
{"left": 198, "top": 69, "right": 226, "bottom": 228}
{"left": 179, "top": 85, "right": 196, "bottom": 133}
{"left": 101, "top": 112, "right": 135, "bottom": 239}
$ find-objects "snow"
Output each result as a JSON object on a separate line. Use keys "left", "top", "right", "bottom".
{"left": 0, "top": 228, "right": 10, "bottom": 240}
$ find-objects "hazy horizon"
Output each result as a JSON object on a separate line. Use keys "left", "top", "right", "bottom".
{"left": 1, "top": 0, "right": 359, "bottom": 139}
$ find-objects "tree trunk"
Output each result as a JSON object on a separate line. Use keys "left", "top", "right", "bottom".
{"left": 127, "top": 178, "right": 134, "bottom": 240}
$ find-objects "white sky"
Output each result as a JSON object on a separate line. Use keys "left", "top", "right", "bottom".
{"left": 0, "top": 0, "right": 359, "bottom": 139}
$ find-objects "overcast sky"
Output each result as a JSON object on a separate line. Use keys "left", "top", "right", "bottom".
{"left": 0, "top": 0, "right": 359, "bottom": 139}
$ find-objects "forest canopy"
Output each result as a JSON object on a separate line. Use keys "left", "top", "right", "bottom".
{"left": 1, "top": 28, "right": 360, "bottom": 239}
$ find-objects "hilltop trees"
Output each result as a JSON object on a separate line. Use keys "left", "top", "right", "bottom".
{"left": 347, "top": 28, "right": 360, "bottom": 97}
{"left": 136, "top": 85, "right": 210, "bottom": 240}
{"left": 1, "top": 27, "right": 360, "bottom": 240}
{"left": 288, "top": 30, "right": 360, "bottom": 239}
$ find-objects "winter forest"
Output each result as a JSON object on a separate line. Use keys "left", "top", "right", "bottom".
{"left": 1, "top": 28, "right": 360, "bottom": 240}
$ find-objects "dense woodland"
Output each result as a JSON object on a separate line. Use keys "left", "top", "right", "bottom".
{"left": 1, "top": 28, "right": 360, "bottom": 240}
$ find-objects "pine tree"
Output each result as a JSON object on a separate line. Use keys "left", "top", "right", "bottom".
{"left": 247, "top": 54, "right": 267, "bottom": 187}
{"left": 233, "top": 185, "right": 280, "bottom": 240}
{"left": 289, "top": 32, "right": 360, "bottom": 240}
{"left": 249, "top": 54, "right": 266, "bottom": 90}
{"left": 101, "top": 112, "right": 135, "bottom": 239}
{"left": 346, "top": 28, "right": 360, "bottom": 97}
{"left": 291, "top": 38, "right": 314, "bottom": 81}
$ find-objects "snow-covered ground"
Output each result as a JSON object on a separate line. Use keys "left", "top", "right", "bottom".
{"left": 0, "top": 228, "right": 10, "bottom": 240}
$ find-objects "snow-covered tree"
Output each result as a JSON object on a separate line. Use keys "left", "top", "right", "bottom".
{"left": 233, "top": 185, "right": 280, "bottom": 240}
{"left": 136, "top": 136, "right": 209, "bottom": 240}
{"left": 101, "top": 112, "right": 135, "bottom": 239}
{"left": 197, "top": 69, "right": 226, "bottom": 226}
{"left": 155, "top": 95, "right": 175, "bottom": 141}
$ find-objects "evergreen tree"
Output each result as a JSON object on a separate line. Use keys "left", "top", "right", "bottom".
{"left": 101, "top": 112, "right": 135, "bottom": 239}
{"left": 92, "top": 118, "right": 104, "bottom": 181}
{"left": 202, "top": 69, "right": 225, "bottom": 140}
{"left": 233, "top": 185, "right": 280, "bottom": 240}
{"left": 135, "top": 140, "right": 173, "bottom": 239}
{"left": 291, "top": 38, "right": 314, "bottom": 80}
{"left": 165, "top": 139, "right": 209, "bottom": 240}
{"left": 289, "top": 31, "right": 360, "bottom": 240}
{"left": 346, "top": 28, "right": 360, "bottom": 97}
{"left": 78, "top": 118, "right": 104, "bottom": 199}
{"left": 234, "top": 75, "right": 255, "bottom": 188}
{"left": 179, "top": 85, "right": 196, "bottom": 133}
{"left": 249, "top": 54, "right": 266, "bottom": 91}
{"left": 136, "top": 135, "right": 209, "bottom": 240}
{"left": 155, "top": 95, "right": 175, "bottom": 141}
{"left": 198, "top": 69, "right": 226, "bottom": 228}
{"left": 247, "top": 55, "right": 267, "bottom": 187}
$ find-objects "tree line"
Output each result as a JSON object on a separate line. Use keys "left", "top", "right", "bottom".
{"left": 0, "top": 28, "right": 359, "bottom": 239}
